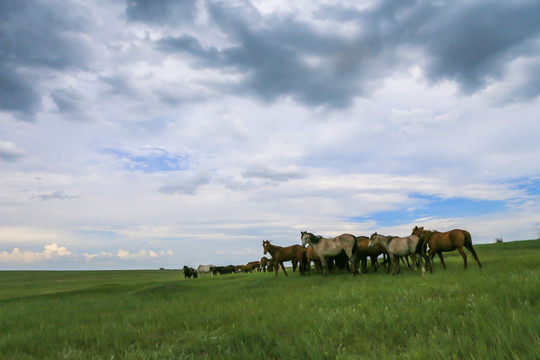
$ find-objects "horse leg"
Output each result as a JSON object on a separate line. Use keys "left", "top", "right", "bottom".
{"left": 409, "top": 254, "right": 417, "bottom": 271}
{"left": 465, "top": 244, "right": 482, "bottom": 268}
{"left": 457, "top": 246, "right": 468, "bottom": 269}
{"left": 274, "top": 261, "right": 280, "bottom": 276}
{"left": 416, "top": 254, "right": 425, "bottom": 276}
{"left": 280, "top": 261, "right": 288, "bottom": 276}
{"left": 320, "top": 256, "right": 328, "bottom": 276}
{"left": 372, "top": 256, "right": 379, "bottom": 272}
{"left": 390, "top": 255, "right": 396, "bottom": 275}
{"left": 346, "top": 250, "right": 359, "bottom": 275}
{"left": 405, "top": 256, "right": 412, "bottom": 269}
{"left": 421, "top": 252, "right": 433, "bottom": 273}
{"left": 437, "top": 252, "right": 447, "bottom": 269}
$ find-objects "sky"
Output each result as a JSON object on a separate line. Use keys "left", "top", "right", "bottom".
{"left": 1, "top": 0, "right": 540, "bottom": 270}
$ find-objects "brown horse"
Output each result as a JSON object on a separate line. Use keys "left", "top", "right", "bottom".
{"left": 262, "top": 240, "right": 305, "bottom": 276}
{"left": 240, "top": 261, "right": 260, "bottom": 273}
{"left": 412, "top": 226, "right": 482, "bottom": 269}
{"left": 356, "top": 235, "right": 385, "bottom": 273}
{"left": 304, "top": 245, "right": 322, "bottom": 273}
{"left": 260, "top": 256, "right": 269, "bottom": 272}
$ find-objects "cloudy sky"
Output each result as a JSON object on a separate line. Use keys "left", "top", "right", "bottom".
{"left": 1, "top": 0, "right": 540, "bottom": 270}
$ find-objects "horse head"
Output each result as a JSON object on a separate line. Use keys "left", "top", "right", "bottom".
{"left": 412, "top": 226, "right": 425, "bottom": 237}
{"left": 262, "top": 240, "right": 270, "bottom": 254}
{"left": 300, "top": 231, "right": 316, "bottom": 247}
{"left": 367, "top": 232, "right": 378, "bottom": 249}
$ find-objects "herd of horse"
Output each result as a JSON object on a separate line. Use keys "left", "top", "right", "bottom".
{"left": 184, "top": 226, "right": 482, "bottom": 278}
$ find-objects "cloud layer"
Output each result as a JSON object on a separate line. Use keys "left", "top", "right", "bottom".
{"left": 1, "top": 0, "right": 540, "bottom": 269}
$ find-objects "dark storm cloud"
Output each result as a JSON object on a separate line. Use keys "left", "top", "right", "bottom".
{"left": 2, "top": 0, "right": 540, "bottom": 120}
{"left": 159, "top": 3, "right": 366, "bottom": 108}
{"left": 410, "top": 1, "right": 540, "bottom": 93}
{"left": 125, "top": 0, "right": 198, "bottom": 24}
{"left": 157, "top": 0, "right": 540, "bottom": 107}
{"left": 0, "top": 1, "right": 95, "bottom": 118}
{"left": 0, "top": 65, "right": 41, "bottom": 118}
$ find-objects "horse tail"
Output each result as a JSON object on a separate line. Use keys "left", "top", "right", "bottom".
{"left": 415, "top": 235, "right": 432, "bottom": 272}
{"left": 463, "top": 230, "right": 482, "bottom": 268}
{"left": 352, "top": 235, "right": 359, "bottom": 255}
{"left": 414, "top": 236, "right": 425, "bottom": 256}
{"left": 463, "top": 230, "right": 473, "bottom": 247}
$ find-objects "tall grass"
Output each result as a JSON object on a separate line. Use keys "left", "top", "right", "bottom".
{"left": 0, "top": 240, "right": 539, "bottom": 359}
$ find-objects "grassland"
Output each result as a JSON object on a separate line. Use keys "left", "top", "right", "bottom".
{"left": 1, "top": 240, "right": 539, "bottom": 359}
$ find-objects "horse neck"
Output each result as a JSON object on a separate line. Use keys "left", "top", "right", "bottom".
{"left": 374, "top": 236, "right": 390, "bottom": 250}
{"left": 265, "top": 243, "right": 279, "bottom": 256}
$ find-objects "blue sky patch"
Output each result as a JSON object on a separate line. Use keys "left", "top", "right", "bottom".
{"left": 352, "top": 195, "right": 508, "bottom": 227}
{"left": 106, "top": 148, "right": 189, "bottom": 173}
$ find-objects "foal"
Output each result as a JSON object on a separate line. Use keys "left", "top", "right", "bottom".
{"left": 262, "top": 240, "right": 305, "bottom": 276}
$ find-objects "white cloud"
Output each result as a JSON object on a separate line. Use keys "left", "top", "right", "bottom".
{"left": 0, "top": 0, "right": 539, "bottom": 269}
{"left": 0, "top": 141, "right": 25, "bottom": 162}
{"left": 0, "top": 243, "right": 71, "bottom": 264}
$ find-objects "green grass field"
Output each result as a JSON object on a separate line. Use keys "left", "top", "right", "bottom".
{"left": 1, "top": 240, "right": 539, "bottom": 359}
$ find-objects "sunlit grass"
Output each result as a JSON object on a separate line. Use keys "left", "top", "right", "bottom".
{"left": 0, "top": 240, "right": 539, "bottom": 359}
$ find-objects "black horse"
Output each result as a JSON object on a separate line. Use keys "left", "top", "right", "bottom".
{"left": 209, "top": 265, "right": 236, "bottom": 275}
{"left": 183, "top": 266, "right": 198, "bottom": 279}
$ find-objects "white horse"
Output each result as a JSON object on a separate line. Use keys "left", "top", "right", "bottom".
{"left": 196, "top": 265, "right": 215, "bottom": 275}
{"left": 367, "top": 233, "right": 431, "bottom": 276}
{"left": 300, "top": 231, "right": 359, "bottom": 276}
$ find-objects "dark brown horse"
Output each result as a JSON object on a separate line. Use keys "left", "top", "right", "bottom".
{"left": 412, "top": 226, "right": 482, "bottom": 269}
{"left": 260, "top": 256, "right": 269, "bottom": 272}
{"left": 262, "top": 240, "right": 305, "bottom": 276}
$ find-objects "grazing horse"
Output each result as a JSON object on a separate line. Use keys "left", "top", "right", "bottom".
{"left": 183, "top": 266, "right": 198, "bottom": 279}
{"left": 300, "top": 231, "right": 359, "bottom": 276}
{"left": 209, "top": 265, "right": 236, "bottom": 275}
{"left": 260, "top": 256, "right": 269, "bottom": 272}
{"left": 368, "top": 233, "right": 431, "bottom": 275}
{"left": 356, "top": 235, "right": 385, "bottom": 273}
{"left": 262, "top": 240, "right": 305, "bottom": 276}
{"left": 242, "top": 261, "right": 261, "bottom": 273}
{"left": 412, "top": 226, "right": 482, "bottom": 269}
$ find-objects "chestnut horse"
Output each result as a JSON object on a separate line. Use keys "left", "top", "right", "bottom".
{"left": 304, "top": 245, "right": 322, "bottom": 273}
{"left": 262, "top": 240, "right": 305, "bottom": 276}
{"left": 300, "top": 231, "right": 359, "bottom": 276}
{"left": 412, "top": 226, "right": 482, "bottom": 269}
{"left": 356, "top": 235, "right": 385, "bottom": 273}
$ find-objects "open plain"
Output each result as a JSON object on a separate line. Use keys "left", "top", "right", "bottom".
{"left": 1, "top": 240, "right": 539, "bottom": 359}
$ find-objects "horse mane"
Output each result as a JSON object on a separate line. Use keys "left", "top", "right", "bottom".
{"left": 310, "top": 234, "right": 322, "bottom": 244}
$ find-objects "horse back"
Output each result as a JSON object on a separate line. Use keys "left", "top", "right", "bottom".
{"left": 357, "top": 236, "right": 383, "bottom": 257}
{"left": 431, "top": 229, "right": 469, "bottom": 250}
